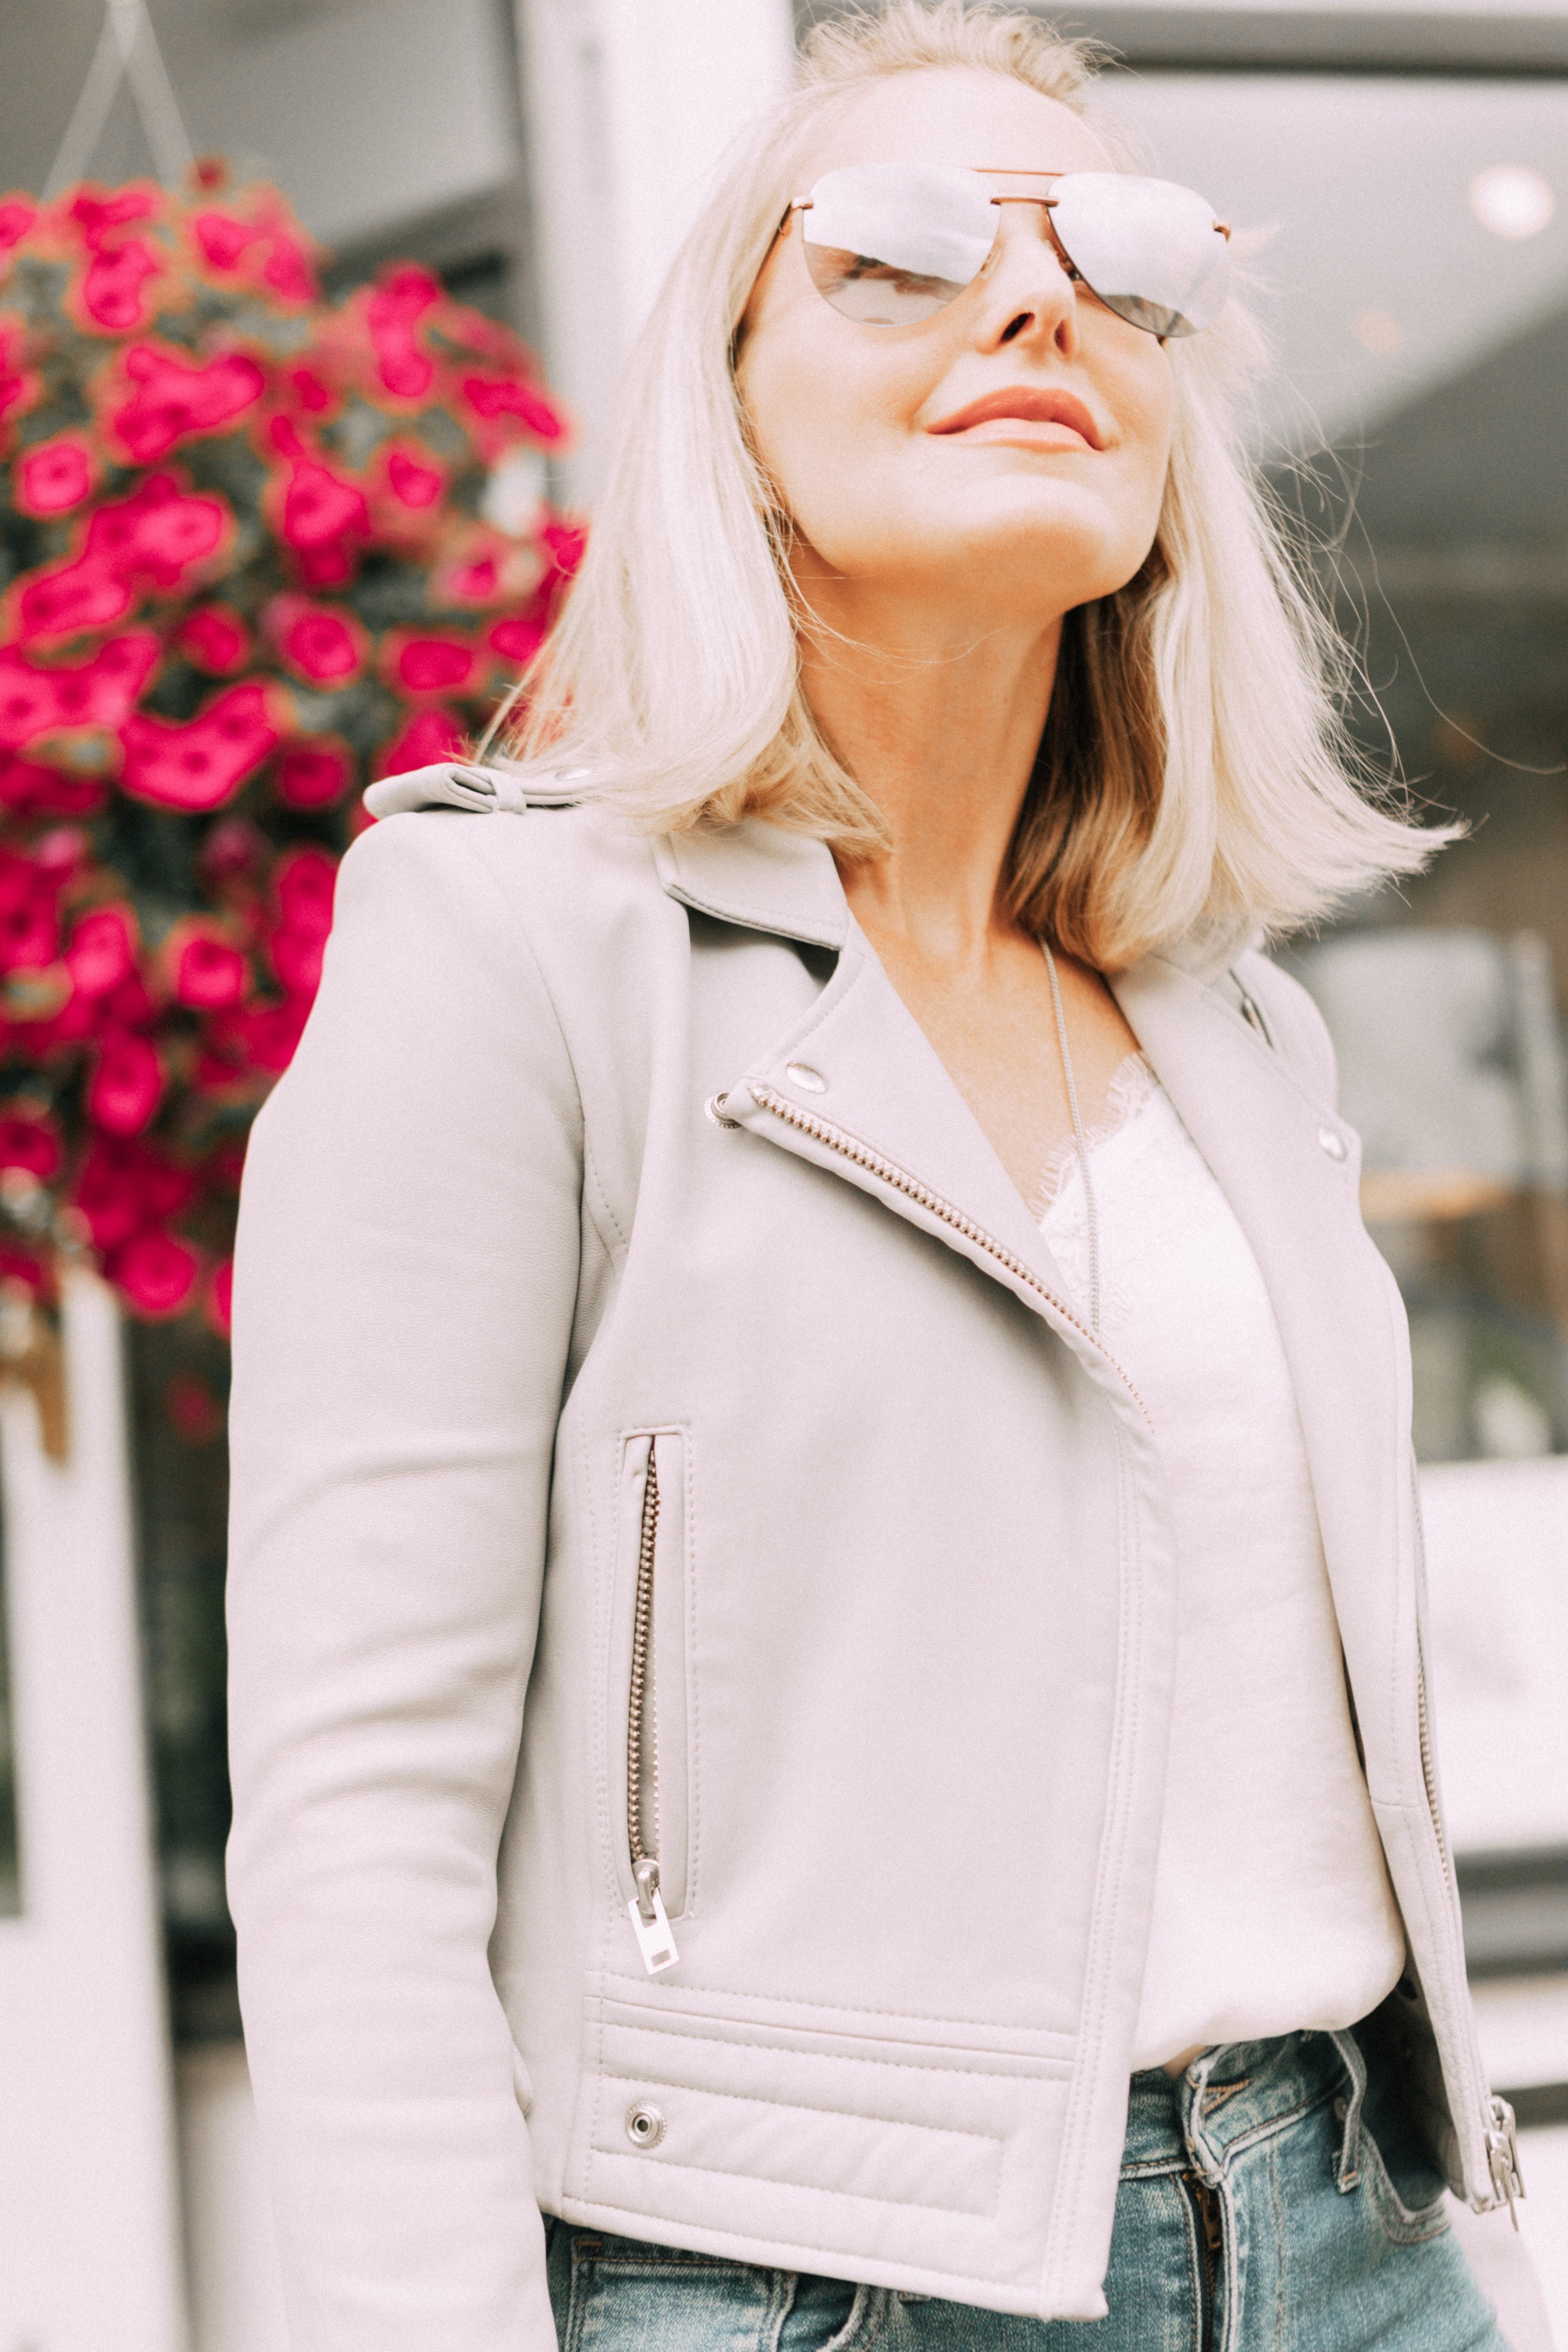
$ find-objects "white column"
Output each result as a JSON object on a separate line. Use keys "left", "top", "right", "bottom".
{"left": 0, "top": 1272, "right": 187, "bottom": 2352}
{"left": 515, "top": 0, "right": 797, "bottom": 504}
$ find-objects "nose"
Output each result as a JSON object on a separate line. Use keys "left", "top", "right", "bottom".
{"left": 976, "top": 199, "right": 1080, "bottom": 357}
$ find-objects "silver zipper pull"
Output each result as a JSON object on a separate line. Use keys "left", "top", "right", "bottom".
{"left": 628, "top": 1858, "right": 679, "bottom": 1976}
{"left": 1486, "top": 2097, "right": 1524, "bottom": 2228}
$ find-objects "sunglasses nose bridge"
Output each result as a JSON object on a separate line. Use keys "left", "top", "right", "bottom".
{"left": 978, "top": 194, "right": 1080, "bottom": 315}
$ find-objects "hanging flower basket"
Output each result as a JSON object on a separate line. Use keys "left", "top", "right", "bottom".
{"left": 0, "top": 169, "right": 578, "bottom": 1334}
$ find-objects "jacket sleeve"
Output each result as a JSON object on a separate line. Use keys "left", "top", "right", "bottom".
{"left": 226, "top": 811, "right": 581, "bottom": 2352}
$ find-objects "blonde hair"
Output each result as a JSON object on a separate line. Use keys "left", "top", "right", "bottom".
{"left": 503, "top": 0, "right": 1441, "bottom": 969}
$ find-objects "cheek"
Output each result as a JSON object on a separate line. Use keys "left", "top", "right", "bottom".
{"left": 739, "top": 317, "right": 924, "bottom": 550}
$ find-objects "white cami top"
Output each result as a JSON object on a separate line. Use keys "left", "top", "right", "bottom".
{"left": 1036, "top": 1058, "right": 1406, "bottom": 2072}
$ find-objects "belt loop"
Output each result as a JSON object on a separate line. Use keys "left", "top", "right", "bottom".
{"left": 1179, "top": 2045, "right": 1225, "bottom": 2183}
{"left": 1327, "top": 2028, "right": 1367, "bottom": 2191}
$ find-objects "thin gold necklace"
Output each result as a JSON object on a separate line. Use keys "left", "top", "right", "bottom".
{"left": 1041, "top": 940, "right": 1102, "bottom": 1338}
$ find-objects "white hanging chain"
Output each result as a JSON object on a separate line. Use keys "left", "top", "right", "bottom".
{"left": 43, "top": 0, "right": 194, "bottom": 201}
{"left": 1042, "top": 939, "right": 1102, "bottom": 1340}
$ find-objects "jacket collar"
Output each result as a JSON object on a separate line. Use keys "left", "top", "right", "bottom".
{"left": 654, "top": 823, "right": 848, "bottom": 953}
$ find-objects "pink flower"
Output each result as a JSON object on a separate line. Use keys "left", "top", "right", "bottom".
{"left": 85, "top": 472, "right": 230, "bottom": 590}
{"left": 260, "top": 238, "right": 314, "bottom": 305}
{"left": 0, "top": 198, "right": 38, "bottom": 253}
{"left": 266, "top": 593, "right": 365, "bottom": 684}
{"left": 31, "top": 826, "right": 90, "bottom": 884}
{"left": 386, "top": 446, "right": 444, "bottom": 508}
{"left": 542, "top": 518, "right": 587, "bottom": 580}
{"left": 232, "top": 996, "right": 309, "bottom": 1073}
{"left": 0, "top": 1111, "right": 61, "bottom": 1181}
{"left": 89, "top": 1032, "right": 163, "bottom": 1135}
{"left": 273, "top": 844, "right": 338, "bottom": 940}
{"left": 65, "top": 904, "right": 138, "bottom": 997}
{"left": 163, "top": 918, "right": 249, "bottom": 1010}
{"left": 13, "top": 557, "right": 130, "bottom": 641}
{"left": 108, "top": 343, "right": 267, "bottom": 463}
{"left": 16, "top": 474, "right": 230, "bottom": 642}
{"left": 390, "top": 633, "right": 478, "bottom": 697}
{"left": 191, "top": 201, "right": 318, "bottom": 308}
{"left": 191, "top": 211, "right": 252, "bottom": 272}
{"left": 108, "top": 1227, "right": 199, "bottom": 1316}
{"left": 267, "top": 418, "right": 370, "bottom": 554}
{"left": 71, "top": 1136, "right": 194, "bottom": 1251}
{"left": 0, "top": 317, "right": 41, "bottom": 432}
{"left": 15, "top": 434, "right": 97, "bottom": 517}
{"left": 0, "top": 894, "right": 57, "bottom": 978}
{"left": 376, "top": 706, "right": 466, "bottom": 778}
{"left": 77, "top": 238, "right": 164, "bottom": 334}
{"left": 488, "top": 611, "right": 547, "bottom": 666}
{"left": 0, "top": 757, "right": 104, "bottom": 818}
{"left": 0, "top": 630, "right": 162, "bottom": 750}
{"left": 269, "top": 925, "right": 325, "bottom": 998}
{"left": 175, "top": 604, "right": 250, "bottom": 673}
{"left": 365, "top": 265, "right": 441, "bottom": 401}
{"left": 284, "top": 365, "right": 333, "bottom": 415}
{"left": 460, "top": 372, "right": 568, "bottom": 444}
{"left": 119, "top": 680, "right": 281, "bottom": 812}
{"left": 273, "top": 738, "right": 353, "bottom": 808}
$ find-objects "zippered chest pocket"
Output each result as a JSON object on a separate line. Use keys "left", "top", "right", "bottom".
{"left": 615, "top": 1430, "right": 691, "bottom": 1976}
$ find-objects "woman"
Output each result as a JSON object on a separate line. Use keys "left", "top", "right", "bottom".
{"left": 227, "top": 5, "right": 1530, "bottom": 2347}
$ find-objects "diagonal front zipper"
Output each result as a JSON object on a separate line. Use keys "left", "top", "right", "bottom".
{"left": 713, "top": 1082, "right": 1151, "bottom": 1425}
{"left": 626, "top": 1440, "right": 679, "bottom": 1976}
{"left": 722, "top": 1081, "right": 1517, "bottom": 2215}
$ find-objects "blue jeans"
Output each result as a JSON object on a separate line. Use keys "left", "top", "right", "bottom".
{"left": 544, "top": 2028, "right": 1507, "bottom": 2350}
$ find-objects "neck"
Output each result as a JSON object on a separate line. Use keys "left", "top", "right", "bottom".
{"left": 797, "top": 575, "right": 1062, "bottom": 971}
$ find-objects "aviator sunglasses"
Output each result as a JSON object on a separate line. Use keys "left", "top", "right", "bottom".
{"left": 782, "top": 162, "right": 1232, "bottom": 339}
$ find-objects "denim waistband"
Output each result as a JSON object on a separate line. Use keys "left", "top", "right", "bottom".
{"left": 1122, "top": 2030, "right": 1360, "bottom": 2183}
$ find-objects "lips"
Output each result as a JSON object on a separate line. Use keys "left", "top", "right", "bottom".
{"left": 927, "top": 386, "right": 1105, "bottom": 448}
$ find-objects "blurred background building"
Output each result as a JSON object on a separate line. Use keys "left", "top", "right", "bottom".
{"left": 0, "top": 0, "right": 1565, "bottom": 2344}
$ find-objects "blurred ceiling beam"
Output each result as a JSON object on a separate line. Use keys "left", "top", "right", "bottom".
{"left": 793, "top": 2, "right": 1568, "bottom": 77}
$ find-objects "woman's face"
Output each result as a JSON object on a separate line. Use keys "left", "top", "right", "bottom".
{"left": 737, "top": 71, "right": 1176, "bottom": 628}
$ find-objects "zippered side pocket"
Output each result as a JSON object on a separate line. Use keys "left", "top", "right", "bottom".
{"left": 618, "top": 1430, "right": 689, "bottom": 1976}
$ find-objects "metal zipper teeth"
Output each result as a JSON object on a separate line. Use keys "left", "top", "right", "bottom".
{"left": 731, "top": 1083, "right": 1151, "bottom": 1425}
{"left": 626, "top": 1443, "right": 659, "bottom": 1879}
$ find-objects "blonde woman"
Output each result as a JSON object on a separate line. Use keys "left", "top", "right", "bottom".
{"left": 227, "top": 6, "right": 1531, "bottom": 2347}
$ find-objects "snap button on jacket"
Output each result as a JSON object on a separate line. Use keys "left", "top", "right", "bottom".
{"left": 227, "top": 797, "right": 1497, "bottom": 2352}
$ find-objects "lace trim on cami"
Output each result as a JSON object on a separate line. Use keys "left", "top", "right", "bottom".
{"left": 1029, "top": 1051, "right": 1158, "bottom": 1221}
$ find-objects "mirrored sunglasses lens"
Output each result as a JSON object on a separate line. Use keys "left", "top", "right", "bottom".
{"left": 1049, "top": 174, "right": 1229, "bottom": 338}
{"left": 801, "top": 163, "right": 996, "bottom": 325}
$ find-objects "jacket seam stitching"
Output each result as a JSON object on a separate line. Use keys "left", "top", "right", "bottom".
{"left": 595, "top": 2016, "right": 1072, "bottom": 2083}
{"left": 597, "top": 2071, "right": 1006, "bottom": 2148}
{"left": 571, "top": 2186, "right": 1016, "bottom": 2266}
{"left": 587, "top": 2147, "right": 995, "bottom": 2223}
{"left": 597, "top": 1980, "right": 1077, "bottom": 2046}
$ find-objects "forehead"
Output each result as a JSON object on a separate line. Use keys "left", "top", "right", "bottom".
{"left": 800, "top": 67, "right": 1114, "bottom": 183}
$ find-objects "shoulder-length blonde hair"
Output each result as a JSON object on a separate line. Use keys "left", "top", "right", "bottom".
{"left": 503, "top": 0, "right": 1439, "bottom": 971}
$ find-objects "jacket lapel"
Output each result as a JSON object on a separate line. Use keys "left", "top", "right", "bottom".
{"left": 1111, "top": 954, "right": 1407, "bottom": 1698}
{"left": 658, "top": 826, "right": 1145, "bottom": 1410}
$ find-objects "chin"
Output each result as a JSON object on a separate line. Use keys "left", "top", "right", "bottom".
{"left": 915, "top": 493, "right": 1155, "bottom": 614}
